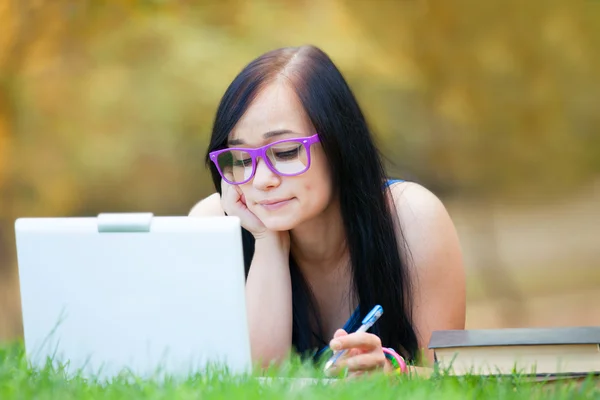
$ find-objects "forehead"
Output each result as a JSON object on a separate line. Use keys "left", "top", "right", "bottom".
{"left": 229, "top": 81, "right": 314, "bottom": 145}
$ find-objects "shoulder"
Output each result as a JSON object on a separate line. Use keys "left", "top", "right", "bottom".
{"left": 387, "top": 181, "right": 458, "bottom": 247}
{"left": 386, "top": 181, "right": 465, "bottom": 279}
{"left": 389, "top": 181, "right": 455, "bottom": 239}
{"left": 188, "top": 193, "right": 224, "bottom": 217}
{"left": 386, "top": 180, "right": 465, "bottom": 294}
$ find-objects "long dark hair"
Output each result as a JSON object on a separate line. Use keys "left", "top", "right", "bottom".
{"left": 205, "top": 45, "right": 419, "bottom": 362}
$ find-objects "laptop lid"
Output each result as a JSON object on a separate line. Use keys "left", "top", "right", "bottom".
{"left": 14, "top": 213, "right": 251, "bottom": 380}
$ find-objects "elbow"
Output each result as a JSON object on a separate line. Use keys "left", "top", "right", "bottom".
{"left": 250, "top": 343, "right": 291, "bottom": 370}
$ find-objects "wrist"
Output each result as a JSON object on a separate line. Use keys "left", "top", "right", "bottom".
{"left": 382, "top": 348, "right": 408, "bottom": 375}
{"left": 254, "top": 231, "right": 290, "bottom": 253}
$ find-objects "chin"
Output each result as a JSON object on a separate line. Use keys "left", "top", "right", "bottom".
{"left": 261, "top": 216, "right": 299, "bottom": 232}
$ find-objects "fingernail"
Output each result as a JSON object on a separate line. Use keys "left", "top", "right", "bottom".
{"left": 330, "top": 340, "right": 341, "bottom": 351}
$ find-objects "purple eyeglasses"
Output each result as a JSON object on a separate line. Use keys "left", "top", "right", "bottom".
{"left": 209, "top": 134, "right": 321, "bottom": 185}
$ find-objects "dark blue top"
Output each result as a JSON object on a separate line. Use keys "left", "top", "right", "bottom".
{"left": 312, "top": 178, "right": 404, "bottom": 361}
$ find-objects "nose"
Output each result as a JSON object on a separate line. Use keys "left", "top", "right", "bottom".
{"left": 252, "top": 157, "right": 280, "bottom": 190}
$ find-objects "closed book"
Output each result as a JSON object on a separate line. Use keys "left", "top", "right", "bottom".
{"left": 428, "top": 326, "right": 600, "bottom": 377}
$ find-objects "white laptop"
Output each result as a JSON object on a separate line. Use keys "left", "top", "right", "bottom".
{"left": 14, "top": 213, "right": 251, "bottom": 380}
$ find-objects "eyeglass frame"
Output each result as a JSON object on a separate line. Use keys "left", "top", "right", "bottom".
{"left": 209, "top": 134, "right": 321, "bottom": 185}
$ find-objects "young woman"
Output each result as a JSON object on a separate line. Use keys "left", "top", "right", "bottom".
{"left": 190, "top": 45, "right": 466, "bottom": 376}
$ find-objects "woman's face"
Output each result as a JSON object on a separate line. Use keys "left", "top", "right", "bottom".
{"left": 227, "top": 81, "right": 334, "bottom": 231}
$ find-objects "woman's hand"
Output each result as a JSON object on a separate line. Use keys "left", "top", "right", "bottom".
{"left": 220, "top": 180, "right": 268, "bottom": 239}
{"left": 326, "top": 329, "right": 391, "bottom": 377}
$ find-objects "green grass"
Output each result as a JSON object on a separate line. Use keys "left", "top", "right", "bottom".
{"left": 1, "top": 342, "right": 598, "bottom": 400}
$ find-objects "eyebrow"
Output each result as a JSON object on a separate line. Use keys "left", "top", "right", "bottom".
{"left": 228, "top": 129, "right": 296, "bottom": 146}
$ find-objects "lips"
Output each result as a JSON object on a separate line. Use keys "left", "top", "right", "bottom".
{"left": 257, "top": 198, "right": 294, "bottom": 211}
{"left": 258, "top": 198, "right": 292, "bottom": 205}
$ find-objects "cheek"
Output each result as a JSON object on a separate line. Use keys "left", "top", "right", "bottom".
{"left": 299, "top": 153, "right": 333, "bottom": 206}
{"left": 297, "top": 174, "right": 332, "bottom": 211}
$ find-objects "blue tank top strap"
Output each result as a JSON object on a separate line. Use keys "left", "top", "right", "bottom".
{"left": 384, "top": 179, "right": 404, "bottom": 188}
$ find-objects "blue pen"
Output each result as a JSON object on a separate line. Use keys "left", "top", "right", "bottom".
{"left": 323, "top": 305, "right": 384, "bottom": 371}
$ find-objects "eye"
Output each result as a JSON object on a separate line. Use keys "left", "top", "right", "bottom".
{"left": 233, "top": 158, "right": 252, "bottom": 167}
{"left": 274, "top": 147, "right": 300, "bottom": 160}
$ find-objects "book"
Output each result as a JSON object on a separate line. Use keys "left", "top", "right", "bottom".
{"left": 428, "top": 326, "right": 600, "bottom": 378}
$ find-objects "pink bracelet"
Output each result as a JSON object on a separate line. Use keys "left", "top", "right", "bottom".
{"left": 382, "top": 347, "right": 408, "bottom": 374}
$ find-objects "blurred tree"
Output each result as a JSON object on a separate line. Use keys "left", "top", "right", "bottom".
{"left": 345, "top": 0, "right": 600, "bottom": 199}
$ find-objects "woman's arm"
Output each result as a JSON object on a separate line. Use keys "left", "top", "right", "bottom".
{"left": 245, "top": 232, "right": 293, "bottom": 367}
{"left": 389, "top": 182, "right": 466, "bottom": 365}
{"left": 189, "top": 194, "right": 294, "bottom": 367}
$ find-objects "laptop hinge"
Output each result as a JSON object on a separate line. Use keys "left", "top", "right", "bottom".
{"left": 97, "top": 213, "right": 154, "bottom": 233}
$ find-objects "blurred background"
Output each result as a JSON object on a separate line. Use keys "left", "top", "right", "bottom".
{"left": 1, "top": 0, "right": 599, "bottom": 342}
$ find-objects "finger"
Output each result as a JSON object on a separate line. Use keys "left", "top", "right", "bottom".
{"left": 330, "top": 332, "right": 381, "bottom": 352}
{"left": 333, "top": 329, "right": 348, "bottom": 339}
{"left": 324, "top": 347, "right": 361, "bottom": 377}
{"left": 232, "top": 185, "right": 248, "bottom": 208}
{"left": 221, "top": 180, "right": 243, "bottom": 209}
{"left": 220, "top": 179, "right": 229, "bottom": 194}
{"left": 342, "top": 351, "right": 387, "bottom": 373}
{"left": 326, "top": 350, "right": 382, "bottom": 377}
{"left": 219, "top": 181, "right": 228, "bottom": 210}
{"left": 347, "top": 370, "right": 367, "bottom": 380}
{"left": 328, "top": 329, "right": 349, "bottom": 359}
{"left": 220, "top": 181, "right": 232, "bottom": 212}
{"left": 220, "top": 179, "right": 231, "bottom": 199}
